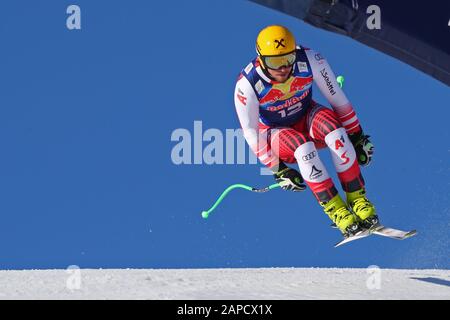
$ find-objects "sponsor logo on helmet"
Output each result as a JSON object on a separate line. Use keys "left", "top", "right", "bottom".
{"left": 274, "top": 38, "right": 286, "bottom": 48}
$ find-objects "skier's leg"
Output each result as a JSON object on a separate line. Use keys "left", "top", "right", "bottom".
{"left": 308, "top": 106, "right": 364, "bottom": 191}
{"left": 308, "top": 105, "right": 378, "bottom": 227}
{"left": 269, "top": 126, "right": 358, "bottom": 234}
{"left": 268, "top": 127, "right": 336, "bottom": 201}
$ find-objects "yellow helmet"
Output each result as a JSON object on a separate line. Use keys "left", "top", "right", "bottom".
{"left": 256, "top": 25, "right": 296, "bottom": 57}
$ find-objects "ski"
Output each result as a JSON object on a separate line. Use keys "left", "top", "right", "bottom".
{"left": 334, "top": 225, "right": 417, "bottom": 247}
{"left": 334, "top": 229, "right": 372, "bottom": 247}
{"left": 372, "top": 226, "right": 417, "bottom": 240}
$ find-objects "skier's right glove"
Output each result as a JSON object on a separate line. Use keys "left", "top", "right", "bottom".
{"left": 273, "top": 163, "right": 306, "bottom": 192}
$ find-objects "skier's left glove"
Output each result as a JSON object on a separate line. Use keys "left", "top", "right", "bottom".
{"left": 349, "top": 130, "right": 374, "bottom": 166}
{"left": 273, "top": 163, "right": 306, "bottom": 192}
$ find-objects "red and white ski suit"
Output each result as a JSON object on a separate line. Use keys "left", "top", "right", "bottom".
{"left": 234, "top": 47, "right": 364, "bottom": 202}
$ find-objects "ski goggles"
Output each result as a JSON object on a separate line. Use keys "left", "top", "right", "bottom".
{"left": 261, "top": 52, "right": 296, "bottom": 70}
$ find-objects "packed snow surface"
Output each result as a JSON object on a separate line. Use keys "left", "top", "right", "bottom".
{"left": 0, "top": 268, "right": 449, "bottom": 299}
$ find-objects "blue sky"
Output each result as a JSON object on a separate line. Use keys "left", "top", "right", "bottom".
{"left": 0, "top": 0, "right": 448, "bottom": 270}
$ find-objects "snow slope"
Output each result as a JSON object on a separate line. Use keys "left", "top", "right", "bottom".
{"left": 0, "top": 268, "right": 449, "bottom": 299}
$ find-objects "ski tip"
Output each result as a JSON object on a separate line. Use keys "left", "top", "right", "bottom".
{"left": 334, "top": 241, "right": 350, "bottom": 248}
{"left": 392, "top": 229, "right": 418, "bottom": 240}
{"left": 334, "top": 240, "right": 345, "bottom": 248}
{"left": 405, "top": 230, "right": 418, "bottom": 238}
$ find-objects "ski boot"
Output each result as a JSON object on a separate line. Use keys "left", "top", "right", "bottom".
{"left": 346, "top": 189, "right": 379, "bottom": 229}
{"left": 321, "top": 194, "right": 362, "bottom": 237}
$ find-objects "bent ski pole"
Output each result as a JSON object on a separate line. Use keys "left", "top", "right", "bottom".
{"left": 201, "top": 183, "right": 280, "bottom": 219}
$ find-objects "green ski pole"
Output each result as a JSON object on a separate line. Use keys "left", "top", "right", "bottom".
{"left": 337, "top": 75, "right": 345, "bottom": 88}
{"left": 201, "top": 183, "right": 280, "bottom": 219}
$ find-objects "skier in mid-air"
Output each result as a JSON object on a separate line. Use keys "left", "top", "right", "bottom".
{"left": 234, "top": 25, "right": 377, "bottom": 237}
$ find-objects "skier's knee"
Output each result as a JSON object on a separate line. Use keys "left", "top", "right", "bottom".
{"left": 269, "top": 128, "right": 310, "bottom": 163}
{"left": 271, "top": 128, "right": 310, "bottom": 151}
{"left": 310, "top": 108, "right": 342, "bottom": 138}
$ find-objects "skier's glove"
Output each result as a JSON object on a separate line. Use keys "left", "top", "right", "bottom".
{"left": 349, "top": 130, "right": 374, "bottom": 166}
{"left": 273, "top": 164, "right": 306, "bottom": 192}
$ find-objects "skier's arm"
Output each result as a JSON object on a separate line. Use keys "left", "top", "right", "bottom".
{"left": 306, "top": 49, "right": 362, "bottom": 135}
{"left": 234, "top": 76, "right": 281, "bottom": 170}
{"left": 306, "top": 50, "right": 375, "bottom": 165}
